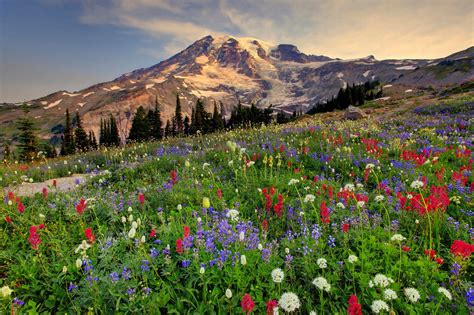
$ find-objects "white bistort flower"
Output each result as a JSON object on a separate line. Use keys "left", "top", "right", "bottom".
{"left": 278, "top": 292, "right": 300, "bottom": 312}
{"left": 366, "top": 163, "right": 375, "bottom": 170}
{"left": 336, "top": 202, "right": 346, "bottom": 209}
{"left": 383, "top": 288, "right": 398, "bottom": 301}
{"left": 304, "top": 194, "right": 316, "bottom": 203}
{"left": 404, "top": 288, "right": 420, "bottom": 303}
{"left": 288, "top": 179, "right": 300, "bottom": 186}
{"left": 317, "top": 258, "right": 328, "bottom": 269}
{"left": 128, "top": 227, "right": 136, "bottom": 239}
{"left": 438, "top": 287, "right": 452, "bottom": 300}
{"left": 373, "top": 274, "right": 394, "bottom": 288}
{"left": 348, "top": 255, "right": 358, "bottom": 263}
{"left": 390, "top": 234, "right": 406, "bottom": 242}
{"left": 226, "top": 209, "right": 239, "bottom": 222}
{"left": 410, "top": 180, "right": 424, "bottom": 189}
{"left": 312, "top": 277, "right": 331, "bottom": 292}
{"left": 370, "top": 300, "right": 389, "bottom": 314}
{"left": 240, "top": 255, "right": 247, "bottom": 265}
{"left": 225, "top": 288, "right": 232, "bottom": 299}
{"left": 344, "top": 183, "right": 355, "bottom": 192}
{"left": 271, "top": 268, "right": 285, "bottom": 283}
{"left": 375, "top": 195, "right": 384, "bottom": 202}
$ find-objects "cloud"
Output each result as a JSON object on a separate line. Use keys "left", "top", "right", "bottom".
{"left": 79, "top": 0, "right": 474, "bottom": 60}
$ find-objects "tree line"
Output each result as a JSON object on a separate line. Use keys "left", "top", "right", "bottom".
{"left": 307, "top": 80, "right": 383, "bottom": 114}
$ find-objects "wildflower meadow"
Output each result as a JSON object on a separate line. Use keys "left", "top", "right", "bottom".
{"left": 0, "top": 96, "right": 473, "bottom": 314}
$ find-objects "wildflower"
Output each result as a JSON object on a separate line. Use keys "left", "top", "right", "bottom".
{"left": 217, "top": 188, "right": 223, "bottom": 199}
{"left": 425, "top": 249, "right": 436, "bottom": 260}
{"left": 183, "top": 226, "right": 190, "bottom": 238}
{"left": 5, "top": 216, "right": 11, "bottom": 224}
{"left": 336, "top": 202, "right": 345, "bottom": 209}
{"left": 17, "top": 201, "right": 25, "bottom": 213}
{"left": 348, "top": 294, "right": 362, "bottom": 315}
{"left": 320, "top": 201, "right": 330, "bottom": 224}
{"left": 176, "top": 238, "right": 183, "bottom": 254}
{"left": 132, "top": 221, "right": 138, "bottom": 229}
{"left": 84, "top": 227, "right": 95, "bottom": 244}
{"left": 304, "top": 194, "right": 316, "bottom": 203}
{"left": 62, "top": 266, "right": 68, "bottom": 273}
{"left": 373, "top": 274, "right": 394, "bottom": 288}
{"left": 149, "top": 228, "right": 156, "bottom": 238}
{"left": 199, "top": 267, "right": 205, "bottom": 274}
{"left": 366, "top": 163, "right": 375, "bottom": 170}
{"left": 278, "top": 292, "right": 300, "bottom": 313}
{"left": 435, "top": 257, "right": 444, "bottom": 265}
{"left": 370, "top": 300, "right": 389, "bottom": 314}
{"left": 357, "top": 201, "right": 365, "bottom": 208}
{"left": 240, "top": 254, "right": 247, "bottom": 265}
{"left": 13, "top": 297, "right": 24, "bottom": 306}
{"left": 312, "top": 277, "right": 331, "bottom": 292}
{"left": 128, "top": 227, "right": 136, "bottom": 239}
{"left": 225, "top": 288, "right": 232, "bottom": 299}
{"left": 390, "top": 234, "right": 406, "bottom": 242}
{"left": 140, "top": 235, "right": 146, "bottom": 244}
{"left": 466, "top": 288, "right": 474, "bottom": 307}
{"left": 437, "top": 287, "right": 452, "bottom": 300}
{"left": 138, "top": 193, "right": 145, "bottom": 205}
{"left": 76, "top": 258, "right": 82, "bottom": 269}
{"left": 342, "top": 223, "right": 350, "bottom": 233}
{"left": 0, "top": 285, "right": 12, "bottom": 297}
{"left": 288, "top": 179, "right": 299, "bottom": 185}
{"left": 348, "top": 255, "right": 358, "bottom": 263}
{"left": 28, "top": 226, "right": 42, "bottom": 250}
{"left": 75, "top": 198, "right": 87, "bottom": 214}
{"left": 404, "top": 288, "right": 420, "bottom": 303}
{"left": 226, "top": 209, "right": 239, "bottom": 222}
{"left": 375, "top": 195, "right": 384, "bottom": 202}
{"left": 266, "top": 300, "right": 278, "bottom": 315}
{"left": 241, "top": 293, "right": 255, "bottom": 313}
{"left": 384, "top": 289, "right": 398, "bottom": 300}
{"left": 402, "top": 246, "right": 410, "bottom": 252}
{"left": 410, "top": 180, "right": 424, "bottom": 189}
{"left": 317, "top": 258, "right": 327, "bottom": 269}
{"left": 202, "top": 197, "right": 210, "bottom": 209}
{"left": 271, "top": 268, "right": 284, "bottom": 283}
{"left": 450, "top": 240, "right": 474, "bottom": 258}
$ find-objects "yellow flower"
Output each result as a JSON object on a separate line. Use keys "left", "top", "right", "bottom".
{"left": 0, "top": 285, "right": 13, "bottom": 297}
{"left": 202, "top": 197, "right": 210, "bottom": 209}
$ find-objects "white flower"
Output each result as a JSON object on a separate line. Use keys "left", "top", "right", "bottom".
{"left": 239, "top": 231, "right": 245, "bottom": 241}
{"left": 369, "top": 280, "right": 374, "bottom": 288}
{"left": 271, "top": 268, "right": 285, "bottom": 283}
{"left": 258, "top": 243, "right": 263, "bottom": 251}
{"left": 0, "top": 286, "right": 13, "bottom": 297}
{"left": 366, "top": 163, "right": 375, "bottom": 169}
{"left": 373, "top": 274, "right": 394, "bottom": 288}
{"left": 390, "top": 234, "right": 406, "bottom": 242}
{"left": 225, "top": 288, "right": 232, "bottom": 299}
{"left": 140, "top": 235, "right": 146, "bottom": 244}
{"left": 410, "top": 180, "right": 424, "bottom": 189}
{"left": 132, "top": 221, "right": 138, "bottom": 229}
{"left": 383, "top": 289, "right": 398, "bottom": 300}
{"left": 273, "top": 307, "right": 279, "bottom": 315}
{"left": 344, "top": 183, "right": 355, "bottom": 192}
{"left": 304, "top": 194, "right": 316, "bottom": 203}
{"left": 128, "top": 227, "right": 136, "bottom": 238}
{"left": 348, "top": 255, "right": 358, "bottom": 263}
{"left": 370, "top": 300, "right": 389, "bottom": 314}
{"left": 336, "top": 202, "right": 346, "bottom": 209}
{"left": 415, "top": 219, "right": 419, "bottom": 224}
{"left": 74, "top": 240, "right": 91, "bottom": 253}
{"left": 312, "top": 277, "right": 331, "bottom": 292}
{"left": 288, "top": 179, "right": 300, "bottom": 186}
{"left": 177, "top": 204, "right": 182, "bottom": 210}
{"left": 317, "top": 258, "right": 327, "bottom": 269}
{"left": 200, "top": 267, "right": 205, "bottom": 274}
{"left": 375, "top": 195, "right": 384, "bottom": 202}
{"left": 438, "top": 287, "right": 452, "bottom": 300}
{"left": 240, "top": 255, "right": 247, "bottom": 265}
{"left": 278, "top": 292, "right": 300, "bottom": 312}
{"left": 39, "top": 213, "right": 45, "bottom": 219}
{"left": 75, "top": 258, "right": 83, "bottom": 269}
{"left": 285, "top": 248, "right": 290, "bottom": 254}
{"left": 226, "top": 209, "right": 239, "bottom": 222}
{"left": 121, "top": 216, "right": 126, "bottom": 223}
{"left": 62, "top": 266, "right": 68, "bottom": 273}
{"left": 309, "top": 312, "right": 317, "bottom": 315}
{"left": 404, "top": 288, "right": 420, "bottom": 303}
{"left": 357, "top": 201, "right": 366, "bottom": 208}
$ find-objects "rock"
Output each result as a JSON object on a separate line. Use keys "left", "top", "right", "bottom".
{"left": 344, "top": 106, "right": 367, "bottom": 120}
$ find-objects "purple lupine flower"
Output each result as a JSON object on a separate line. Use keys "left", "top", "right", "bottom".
{"left": 110, "top": 272, "right": 119, "bottom": 283}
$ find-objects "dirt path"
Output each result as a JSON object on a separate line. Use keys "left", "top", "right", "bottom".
{"left": 4, "top": 173, "right": 93, "bottom": 197}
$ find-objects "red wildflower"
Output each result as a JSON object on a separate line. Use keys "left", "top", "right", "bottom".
{"left": 53, "top": 179, "right": 57, "bottom": 187}
{"left": 425, "top": 249, "right": 436, "bottom": 260}
{"left": 28, "top": 225, "right": 42, "bottom": 250}
{"left": 241, "top": 293, "right": 255, "bottom": 314}
{"left": 75, "top": 198, "right": 87, "bottom": 214}
{"left": 436, "top": 257, "right": 444, "bottom": 265}
{"left": 170, "top": 170, "right": 178, "bottom": 184}
{"left": 42, "top": 187, "right": 48, "bottom": 199}
{"left": 183, "top": 225, "right": 190, "bottom": 238}
{"left": 84, "top": 227, "right": 95, "bottom": 243}
{"left": 265, "top": 194, "right": 272, "bottom": 212}
{"left": 342, "top": 223, "right": 349, "bottom": 233}
{"left": 320, "top": 201, "right": 330, "bottom": 224}
{"left": 17, "top": 201, "right": 25, "bottom": 213}
{"left": 266, "top": 300, "right": 278, "bottom": 315}
{"left": 402, "top": 246, "right": 410, "bottom": 252}
{"left": 5, "top": 216, "right": 12, "bottom": 223}
{"left": 270, "top": 186, "right": 276, "bottom": 195}
{"left": 8, "top": 191, "right": 14, "bottom": 201}
{"left": 38, "top": 223, "right": 45, "bottom": 229}
{"left": 150, "top": 228, "right": 156, "bottom": 238}
{"left": 273, "top": 194, "right": 283, "bottom": 217}
{"left": 450, "top": 240, "right": 474, "bottom": 258}
{"left": 217, "top": 188, "right": 223, "bottom": 200}
{"left": 138, "top": 193, "right": 145, "bottom": 205}
{"left": 347, "top": 294, "right": 362, "bottom": 315}
{"left": 176, "top": 238, "right": 183, "bottom": 254}
{"left": 262, "top": 219, "right": 268, "bottom": 231}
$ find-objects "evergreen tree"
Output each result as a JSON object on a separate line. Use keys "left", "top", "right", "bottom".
{"left": 150, "top": 98, "right": 163, "bottom": 140}
{"left": 164, "top": 119, "right": 171, "bottom": 137}
{"left": 16, "top": 105, "right": 38, "bottom": 161}
{"left": 183, "top": 116, "right": 190, "bottom": 135}
{"left": 109, "top": 115, "right": 120, "bottom": 146}
{"left": 63, "top": 109, "right": 75, "bottom": 155}
{"left": 74, "top": 112, "right": 89, "bottom": 152}
{"left": 3, "top": 144, "right": 11, "bottom": 162}
{"left": 99, "top": 118, "right": 105, "bottom": 146}
{"left": 128, "top": 106, "right": 148, "bottom": 142}
{"left": 212, "top": 102, "right": 224, "bottom": 131}
{"left": 89, "top": 131, "right": 98, "bottom": 150}
{"left": 175, "top": 94, "right": 183, "bottom": 135}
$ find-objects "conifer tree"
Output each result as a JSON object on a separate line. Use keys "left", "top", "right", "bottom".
{"left": 128, "top": 106, "right": 148, "bottom": 142}
{"left": 164, "top": 119, "right": 171, "bottom": 137}
{"left": 74, "top": 112, "right": 89, "bottom": 152}
{"left": 212, "top": 102, "right": 224, "bottom": 131}
{"left": 175, "top": 94, "right": 183, "bottom": 135}
{"left": 63, "top": 109, "right": 75, "bottom": 155}
{"left": 109, "top": 114, "right": 120, "bottom": 146}
{"left": 150, "top": 98, "right": 163, "bottom": 140}
{"left": 183, "top": 116, "right": 190, "bottom": 135}
{"left": 16, "top": 105, "right": 38, "bottom": 161}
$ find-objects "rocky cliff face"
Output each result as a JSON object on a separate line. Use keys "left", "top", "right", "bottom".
{"left": 1, "top": 35, "right": 472, "bottom": 140}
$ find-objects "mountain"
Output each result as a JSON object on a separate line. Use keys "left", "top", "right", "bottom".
{"left": 1, "top": 35, "right": 473, "bottom": 141}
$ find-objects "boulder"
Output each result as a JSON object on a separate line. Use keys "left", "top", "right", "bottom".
{"left": 344, "top": 106, "right": 367, "bottom": 120}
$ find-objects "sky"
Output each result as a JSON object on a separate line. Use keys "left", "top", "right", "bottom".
{"left": 1, "top": 0, "right": 473, "bottom": 103}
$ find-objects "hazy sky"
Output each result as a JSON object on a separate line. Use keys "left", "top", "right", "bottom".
{"left": 1, "top": 0, "right": 473, "bottom": 102}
